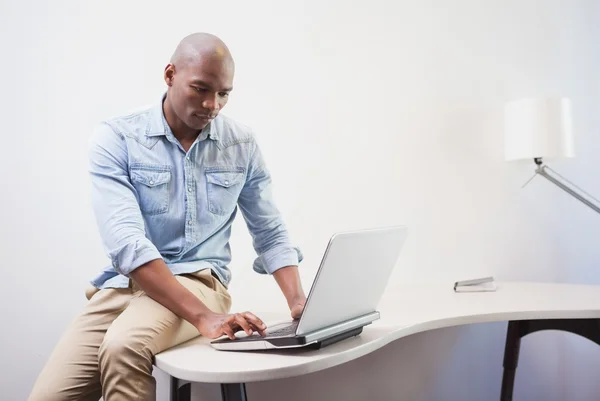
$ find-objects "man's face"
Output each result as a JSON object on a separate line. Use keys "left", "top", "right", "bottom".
{"left": 165, "top": 55, "right": 234, "bottom": 131}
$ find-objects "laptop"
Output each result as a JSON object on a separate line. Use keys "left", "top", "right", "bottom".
{"left": 210, "top": 225, "right": 408, "bottom": 351}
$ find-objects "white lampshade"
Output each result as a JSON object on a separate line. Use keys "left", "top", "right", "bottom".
{"left": 504, "top": 97, "right": 575, "bottom": 161}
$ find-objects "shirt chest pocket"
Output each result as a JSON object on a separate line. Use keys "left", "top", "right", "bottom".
{"left": 130, "top": 166, "right": 172, "bottom": 215}
{"left": 205, "top": 168, "right": 245, "bottom": 216}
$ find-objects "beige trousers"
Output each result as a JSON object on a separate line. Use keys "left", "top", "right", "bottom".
{"left": 28, "top": 269, "right": 232, "bottom": 401}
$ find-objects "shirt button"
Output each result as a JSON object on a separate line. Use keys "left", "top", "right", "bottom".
{"left": 186, "top": 156, "right": 190, "bottom": 161}
{"left": 224, "top": 180, "right": 229, "bottom": 185}
{"left": 149, "top": 180, "right": 154, "bottom": 185}
{"left": 188, "top": 220, "right": 192, "bottom": 225}
{"left": 187, "top": 187, "right": 192, "bottom": 192}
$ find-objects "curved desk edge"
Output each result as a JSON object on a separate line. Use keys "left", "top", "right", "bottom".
{"left": 155, "top": 308, "right": 600, "bottom": 384}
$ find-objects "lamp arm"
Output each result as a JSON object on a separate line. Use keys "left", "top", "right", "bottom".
{"left": 534, "top": 160, "right": 600, "bottom": 215}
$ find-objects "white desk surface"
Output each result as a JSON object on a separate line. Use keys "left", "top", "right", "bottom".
{"left": 154, "top": 281, "right": 600, "bottom": 383}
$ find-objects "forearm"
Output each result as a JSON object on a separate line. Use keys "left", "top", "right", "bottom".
{"left": 129, "top": 259, "right": 211, "bottom": 328}
{"left": 273, "top": 265, "right": 306, "bottom": 307}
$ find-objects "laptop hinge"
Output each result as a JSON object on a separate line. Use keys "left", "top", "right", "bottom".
{"left": 302, "top": 311, "right": 380, "bottom": 342}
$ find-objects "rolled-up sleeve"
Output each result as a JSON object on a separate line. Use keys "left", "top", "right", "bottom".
{"left": 88, "top": 123, "right": 162, "bottom": 276}
{"left": 237, "top": 138, "right": 303, "bottom": 274}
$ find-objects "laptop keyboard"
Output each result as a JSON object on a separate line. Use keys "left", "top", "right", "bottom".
{"left": 265, "top": 320, "right": 299, "bottom": 337}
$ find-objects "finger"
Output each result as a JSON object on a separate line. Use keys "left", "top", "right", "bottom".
{"left": 242, "top": 312, "right": 266, "bottom": 330}
{"left": 221, "top": 322, "right": 236, "bottom": 340}
{"left": 233, "top": 313, "right": 254, "bottom": 336}
{"left": 291, "top": 304, "right": 304, "bottom": 319}
{"left": 249, "top": 322, "right": 267, "bottom": 337}
{"left": 242, "top": 312, "right": 267, "bottom": 336}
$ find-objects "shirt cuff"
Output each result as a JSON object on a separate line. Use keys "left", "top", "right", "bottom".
{"left": 253, "top": 245, "right": 303, "bottom": 274}
{"left": 109, "top": 237, "right": 162, "bottom": 276}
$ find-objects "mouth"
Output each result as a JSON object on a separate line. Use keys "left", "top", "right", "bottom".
{"left": 195, "top": 114, "right": 215, "bottom": 121}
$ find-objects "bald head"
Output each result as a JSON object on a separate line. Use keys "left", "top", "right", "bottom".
{"left": 163, "top": 33, "right": 235, "bottom": 134}
{"left": 170, "top": 32, "right": 234, "bottom": 72}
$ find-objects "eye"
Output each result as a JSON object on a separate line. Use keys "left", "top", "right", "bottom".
{"left": 219, "top": 92, "right": 230, "bottom": 98}
{"left": 193, "top": 86, "right": 207, "bottom": 93}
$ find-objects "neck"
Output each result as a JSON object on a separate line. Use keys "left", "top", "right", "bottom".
{"left": 162, "top": 97, "right": 200, "bottom": 142}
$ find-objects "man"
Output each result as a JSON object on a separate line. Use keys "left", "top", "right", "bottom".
{"left": 28, "top": 32, "right": 306, "bottom": 401}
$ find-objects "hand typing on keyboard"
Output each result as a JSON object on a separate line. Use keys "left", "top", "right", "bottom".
{"left": 197, "top": 311, "right": 268, "bottom": 340}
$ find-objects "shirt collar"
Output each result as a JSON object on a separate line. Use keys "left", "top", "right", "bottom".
{"left": 145, "top": 93, "right": 220, "bottom": 143}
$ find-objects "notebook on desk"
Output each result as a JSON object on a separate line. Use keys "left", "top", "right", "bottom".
{"left": 211, "top": 225, "right": 408, "bottom": 351}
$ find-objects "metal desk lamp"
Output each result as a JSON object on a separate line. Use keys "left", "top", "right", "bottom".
{"left": 504, "top": 97, "right": 600, "bottom": 214}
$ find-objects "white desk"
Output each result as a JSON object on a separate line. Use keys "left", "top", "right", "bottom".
{"left": 155, "top": 282, "right": 600, "bottom": 401}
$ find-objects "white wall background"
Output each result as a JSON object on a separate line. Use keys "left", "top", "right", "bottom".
{"left": 1, "top": 0, "right": 600, "bottom": 400}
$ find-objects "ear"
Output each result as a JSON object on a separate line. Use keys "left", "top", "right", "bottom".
{"left": 164, "top": 64, "right": 176, "bottom": 87}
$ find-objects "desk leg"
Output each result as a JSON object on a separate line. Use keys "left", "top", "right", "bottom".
{"left": 170, "top": 376, "right": 191, "bottom": 401}
{"left": 169, "top": 377, "right": 246, "bottom": 401}
{"left": 500, "top": 321, "right": 521, "bottom": 401}
{"left": 221, "top": 383, "right": 248, "bottom": 401}
{"left": 500, "top": 318, "right": 600, "bottom": 401}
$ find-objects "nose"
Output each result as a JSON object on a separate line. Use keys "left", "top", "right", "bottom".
{"left": 202, "top": 94, "right": 220, "bottom": 113}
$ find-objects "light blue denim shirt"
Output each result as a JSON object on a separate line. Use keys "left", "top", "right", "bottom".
{"left": 88, "top": 94, "right": 302, "bottom": 289}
